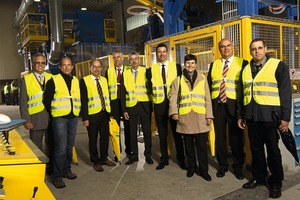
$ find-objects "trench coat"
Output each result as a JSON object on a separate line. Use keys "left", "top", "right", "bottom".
{"left": 169, "top": 70, "right": 213, "bottom": 134}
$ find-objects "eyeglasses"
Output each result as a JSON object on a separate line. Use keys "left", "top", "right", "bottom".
{"left": 35, "top": 62, "right": 46, "bottom": 65}
{"left": 251, "top": 46, "right": 265, "bottom": 52}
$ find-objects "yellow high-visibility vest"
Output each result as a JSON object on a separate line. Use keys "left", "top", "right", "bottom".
{"left": 179, "top": 74, "right": 206, "bottom": 115}
{"left": 83, "top": 75, "right": 111, "bottom": 114}
{"left": 123, "top": 67, "right": 150, "bottom": 107}
{"left": 3, "top": 85, "right": 8, "bottom": 94}
{"left": 151, "top": 61, "right": 178, "bottom": 104}
{"left": 24, "top": 72, "right": 52, "bottom": 115}
{"left": 51, "top": 74, "right": 81, "bottom": 117}
{"left": 211, "top": 57, "right": 243, "bottom": 100}
{"left": 242, "top": 58, "right": 280, "bottom": 106}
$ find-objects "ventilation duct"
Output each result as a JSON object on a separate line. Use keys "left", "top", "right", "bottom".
{"left": 48, "top": 0, "right": 64, "bottom": 65}
{"left": 13, "top": 0, "right": 34, "bottom": 28}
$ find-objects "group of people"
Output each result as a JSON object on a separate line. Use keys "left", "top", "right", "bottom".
{"left": 19, "top": 38, "right": 291, "bottom": 199}
{"left": 4, "top": 80, "right": 18, "bottom": 105}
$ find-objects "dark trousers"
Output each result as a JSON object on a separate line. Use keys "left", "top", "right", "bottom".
{"left": 52, "top": 117, "right": 78, "bottom": 180}
{"left": 183, "top": 133, "right": 208, "bottom": 173}
{"left": 127, "top": 102, "right": 152, "bottom": 159}
{"left": 87, "top": 111, "right": 110, "bottom": 164}
{"left": 30, "top": 129, "right": 46, "bottom": 152}
{"left": 214, "top": 104, "right": 244, "bottom": 170}
{"left": 111, "top": 98, "right": 130, "bottom": 155}
{"left": 247, "top": 120, "right": 283, "bottom": 187}
{"left": 154, "top": 99, "right": 185, "bottom": 164}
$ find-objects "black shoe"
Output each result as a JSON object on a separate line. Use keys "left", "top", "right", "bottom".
{"left": 145, "top": 157, "right": 154, "bottom": 165}
{"left": 53, "top": 179, "right": 66, "bottom": 189}
{"left": 269, "top": 186, "right": 282, "bottom": 199}
{"left": 186, "top": 170, "right": 195, "bottom": 178}
{"left": 156, "top": 161, "right": 169, "bottom": 170}
{"left": 216, "top": 168, "right": 228, "bottom": 178}
{"left": 242, "top": 179, "right": 265, "bottom": 189}
{"left": 178, "top": 162, "right": 186, "bottom": 170}
{"left": 233, "top": 169, "right": 244, "bottom": 180}
{"left": 62, "top": 169, "right": 77, "bottom": 180}
{"left": 125, "top": 157, "right": 138, "bottom": 165}
{"left": 199, "top": 172, "right": 212, "bottom": 181}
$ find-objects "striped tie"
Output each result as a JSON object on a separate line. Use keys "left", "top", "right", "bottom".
{"left": 95, "top": 78, "right": 105, "bottom": 110}
{"left": 220, "top": 60, "right": 229, "bottom": 103}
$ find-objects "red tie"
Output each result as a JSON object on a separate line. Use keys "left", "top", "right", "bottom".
{"left": 220, "top": 60, "right": 229, "bottom": 103}
{"left": 117, "top": 68, "right": 121, "bottom": 98}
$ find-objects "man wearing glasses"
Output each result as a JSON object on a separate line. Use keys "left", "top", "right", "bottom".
{"left": 237, "top": 38, "right": 291, "bottom": 199}
{"left": 19, "top": 53, "right": 52, "bottom": 152}
{"left": 80, "top": 59, "right": 116, "bottom": 173}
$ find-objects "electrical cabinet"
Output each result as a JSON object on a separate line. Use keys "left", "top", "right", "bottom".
{"left": 280, "top": 96, "right": 300, "bottom": 171}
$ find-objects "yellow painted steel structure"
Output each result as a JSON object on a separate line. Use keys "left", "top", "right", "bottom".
{"left": 145, "top": 15, "right": 300, "bottom": 166}
{"left": 19, "top": 13, "right": 49, "bottom": 50}
{"left": 75, "top": 55, "right": 146, "bottom": 79}
{"left": 0, "top": 128, "right": 55, "bottom": 200}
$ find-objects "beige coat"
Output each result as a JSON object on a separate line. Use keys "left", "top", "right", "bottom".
{"left": 169, "top": 70, "right": 213, "bottom": 134}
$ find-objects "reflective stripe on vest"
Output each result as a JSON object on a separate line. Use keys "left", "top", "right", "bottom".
{"left": 151, "top": 61, "right": 178, "bottom": 104}
{"left": 179, "top": 74, "right": 206, "bottom": 115}
{"left": 123, "top": 67, "right": 149, "bottom": 107}
{"left": 242, "top": 58, "right": 280, "bottom": 106}
{"left": 83, "top": 75, "right": 111, "bottom": 114}
{"left": 211, "top": 57, "right": 243, "bottom": 100}
{"left": 24, "top": 72, "right": 52, "bottom": 115}
{"left": 51, "top": 74, "right": 81, "bottom": 117}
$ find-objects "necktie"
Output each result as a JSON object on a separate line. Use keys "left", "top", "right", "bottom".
{"left": 134, "top": 70, "right": 138, "bottom": 83}
{"left": 220, "top": 60, "right": 229, "bottom": 103}
{"left": 161, "top": 64, "right": 166, "bottom": 84}
{"left": 39, "top": 75, "right": 43, "bottom": 85}
{"left": 117, "top": 68, "right": 121, "bottom": 98}
{"left": 95, "top": 78, "right": 105, "bottom": 110}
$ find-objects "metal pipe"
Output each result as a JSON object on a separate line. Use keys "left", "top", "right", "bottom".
{"left": 13, "top": 0, "right": 34, "bottom": 28}
{"left": 48, "top": 0, "right": 64, "bottom": 65}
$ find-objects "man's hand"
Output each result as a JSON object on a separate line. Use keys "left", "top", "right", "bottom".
{"left": 24, "top": 122, "right": 33, "bottom": 130}
{"left": 279, "top": 120, "right": 289, "bottom": 133}
{"left": 83, "top": 120, "right": 89, "bottom": 127}
{"left": 237, "top": 119, "right": 246, "bottom": 129}
{"left": 123, "top": 112, "right": 129, "bottom": 120}
{"left": 206, "top": 118, "right": 212, "bottom": 126}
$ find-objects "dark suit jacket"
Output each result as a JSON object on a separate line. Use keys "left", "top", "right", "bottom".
{"left": 79, "top": 77, "right": 109, "bottom": 121}
{"left": 146, "top": 63, "right": 182, "bottom": 115}
{"left": 121, "top": 67, "right": 152, "bottom": 115}
{"left": 19, "top": 75, "right": 49, "bottom": 131}
{"left": 207, "top": 59, "right": 248, "bottom": 117}
{"left": 105, "top": 67, "right": 124, "bottom": 120}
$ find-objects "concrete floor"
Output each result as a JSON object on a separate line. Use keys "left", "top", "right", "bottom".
{"left": 1, "top": 104, "right": 300, "bottom": 200}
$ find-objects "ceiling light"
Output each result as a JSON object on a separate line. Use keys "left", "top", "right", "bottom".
{"left": 34, "top": 0, "right": 41, "bottom": 2}
{"left": 81, "top": 5, "right": 87, "bottom": 11}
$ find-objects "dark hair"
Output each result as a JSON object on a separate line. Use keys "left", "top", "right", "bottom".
{"left": 250, "top": 38, "right": 266, "bottom": 48}
{"left": 184, "top": 54, "right": 197, "bottom": 63}
{"left": 156, "top": 43, "right": 168, "bottom": 53}
{"left": 90, "top": 58, "right": 102, "bottom": 67}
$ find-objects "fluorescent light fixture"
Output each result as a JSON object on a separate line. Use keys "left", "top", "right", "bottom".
{"left": 81, "top": 5, "right": 87, "bottom": 11}
{"left": 34, "top": 0, "right": 41, "bottom": 2}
